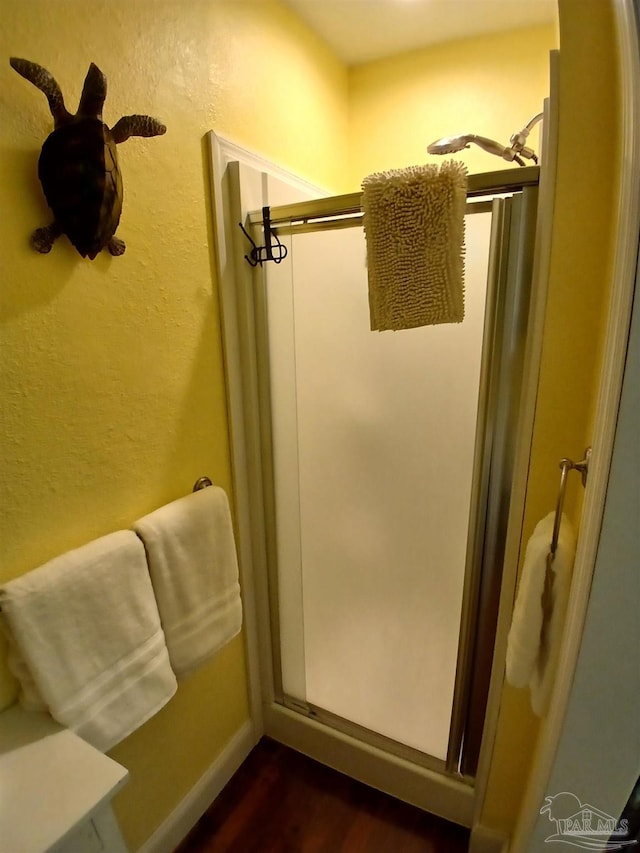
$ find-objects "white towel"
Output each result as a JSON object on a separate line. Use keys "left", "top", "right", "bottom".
{"left": 0, "top": 531, "right": 177, "bottom": 752}
{"left": 506, "top": 512, "right": 576, "bottom": 716}
{"left": 362, "top": 160, "right": 467, "bottom": 331}
{"left": 133, "top": 487, "right": 243, "bottom": 677}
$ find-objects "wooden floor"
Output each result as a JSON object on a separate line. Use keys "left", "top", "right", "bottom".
{"left": 177, "top": 738, "right": 470, "bottom": 852}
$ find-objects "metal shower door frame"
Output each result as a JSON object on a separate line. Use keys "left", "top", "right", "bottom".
{"left": 448, "top": 187, "right": 539, "bottom": 778}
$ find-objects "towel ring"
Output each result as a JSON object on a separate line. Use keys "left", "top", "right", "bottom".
{"left": 193, "top": 476, "right": 213, "bottom": 492}
{"left": 549, "top": 448, "right": 591, "bottom": 561}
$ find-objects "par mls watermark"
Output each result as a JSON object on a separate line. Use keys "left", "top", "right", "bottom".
{"left": 541, "top": 792, "right": 637, "bottom": 849}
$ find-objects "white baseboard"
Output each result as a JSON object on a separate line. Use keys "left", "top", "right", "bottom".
{"left": 137, "top": 720, "right": 257, "bottom": 853}
{"left": 469, "top": 824, "right": 508, "bottom": 853}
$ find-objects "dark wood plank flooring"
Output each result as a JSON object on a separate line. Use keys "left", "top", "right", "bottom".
{"left": 177, "top": 737, "right": 470, "bottom": 852}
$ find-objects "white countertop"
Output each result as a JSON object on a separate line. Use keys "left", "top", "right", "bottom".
{"left": 0, "top": 704, "right": 129, "bottom": 853}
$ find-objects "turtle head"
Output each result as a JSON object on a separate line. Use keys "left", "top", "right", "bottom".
{"left": 78, "top": 63, "right": 107, "bottom": 119}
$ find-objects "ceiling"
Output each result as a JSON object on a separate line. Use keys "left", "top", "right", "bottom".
{"left": 283, "top": 0, "right": 558, "bottom": 66}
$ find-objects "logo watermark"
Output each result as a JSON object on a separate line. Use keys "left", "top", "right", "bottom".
{"left": 541, "top": 792, "right": 637, "bottom": 850}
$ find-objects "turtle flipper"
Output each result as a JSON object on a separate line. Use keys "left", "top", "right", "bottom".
{"left": 10, "top": 58, "right": 71, "bottom": 127}
{"left": 31, "top": 222, "right": 62, "bottom": 253}
{"left": 111, "top": 115, "right": 166, "bottom": 143}
{"left": 108, "top": 236, "right": 126, "bottom": 256}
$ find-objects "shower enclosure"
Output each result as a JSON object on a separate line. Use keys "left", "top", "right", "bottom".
{"left": 266, "top": 214, "right": 490, "bottom": 765}
{"left": 210, "top": 133, "right": 540, "bottom": 825}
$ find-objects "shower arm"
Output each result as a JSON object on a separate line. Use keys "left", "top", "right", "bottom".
{"left": 468, "top": 134, "right": 529, "bottom": 165}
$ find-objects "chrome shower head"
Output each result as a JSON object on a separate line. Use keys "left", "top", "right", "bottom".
{"left": 427, "top": 134, "right": 473, "bottom": 155}
{"left": 428, "top": 133, "right": 515, "bottom": 161}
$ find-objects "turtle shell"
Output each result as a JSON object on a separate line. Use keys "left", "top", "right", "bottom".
{"left": 38, "top": 117, "right": 123, "bottom": 260}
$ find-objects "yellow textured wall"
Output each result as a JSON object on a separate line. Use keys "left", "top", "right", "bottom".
{"left": 480, "top": 0, "right": 620, "bottom": 835}
{"left": 349, "top": 24, "right": 558, "bottom": 184}
{"left": 0, "top": 1, "right": 348, "bottom": 849}
{"left": 2, "top": 0, "right": 617, "bottom": 846}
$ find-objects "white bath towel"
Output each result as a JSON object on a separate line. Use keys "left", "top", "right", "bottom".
{"left": 0, "top": 531, "right": 177, "bottom": 752}
{"left": 362, "top": 160, "right": 467, "bottom": 331}
{"left": 133, "top": 487, "right": 243, "bottom": 677}
{"left": 506, "top": 512, "right": 576, "bottom": 716}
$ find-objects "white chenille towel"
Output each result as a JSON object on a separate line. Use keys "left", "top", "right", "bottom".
{"left": 0, "top": 531, "right": 177, "bottom": 752}
{"left": 133, "top": 487, "right": 243, "bottom": 677}
{"left": 362, "top": 160, "right": 467, "bottom": 331}
{"left": 506, "top": 512, "right": 576, "bottom": 717}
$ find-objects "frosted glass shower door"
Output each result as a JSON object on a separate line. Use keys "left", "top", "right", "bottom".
{"left": 265, "top": 213, "right": 493, "bottom": 761}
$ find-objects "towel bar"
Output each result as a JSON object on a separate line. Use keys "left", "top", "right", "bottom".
{"left": 549, "top": 448, "right": 591, "bottom": 561}
{"left": 0, "top": 482, "right": 216, "bottom": 616}
{"left": 193, "top": 476, "right": 213, "bottom": 492}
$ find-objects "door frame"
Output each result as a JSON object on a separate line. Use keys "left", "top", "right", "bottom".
{"left": 508, "top": 0, "right": 640, "bottom": 848}
{"left": 208, "top": 126, "right": 554, "bottom": 827}
{"left": 208, "top": 131, "right": 476, "bottom": 824}
{"left": 207, "top": 132, "right": 325, "bottom": 740}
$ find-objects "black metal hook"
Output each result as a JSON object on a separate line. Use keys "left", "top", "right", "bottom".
{"left": 238, "top": 206, "right": 288, "bottom": 267}
{"left": 238, "top": 221, "right": 260, "bottom": 267}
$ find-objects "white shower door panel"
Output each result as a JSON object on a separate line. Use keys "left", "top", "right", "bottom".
{"left": 268, "top": 214, "right": 492, "bottom": 760}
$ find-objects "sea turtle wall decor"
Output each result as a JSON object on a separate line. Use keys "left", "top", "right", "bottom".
{"left": 10, "top": 58, "right": 167, "bottom": 259}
